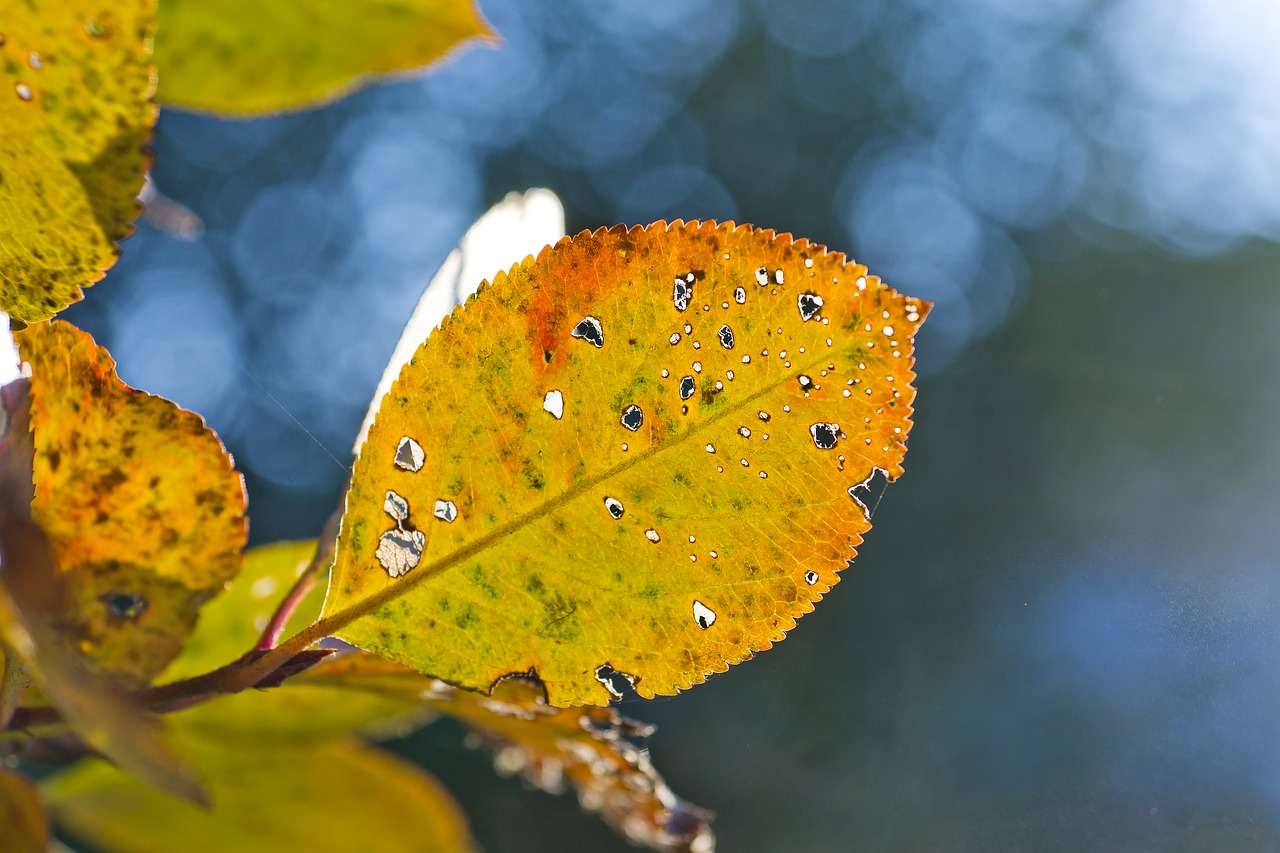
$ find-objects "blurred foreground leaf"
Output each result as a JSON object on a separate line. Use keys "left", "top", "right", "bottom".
{"left": 155, "top": 0, "right": 492, "bottom": 115}
{"left": 15, "top": 320, "right": 247, "bottom": 685}
{"left": 45, "top": 733, "right": 478, "bottom": 853}
{"left": 0, "top": 0, "right": 156, "bottom": 322}
{"left": 0, "top": 765, "right": 50, "bottom": 853}
{"left": 327, "top": 221, "right": 929, "bottom": 705}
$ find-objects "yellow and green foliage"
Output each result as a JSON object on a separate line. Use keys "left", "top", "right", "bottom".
{"left": 0, "top": 2, "right": 927, "bottom": 850}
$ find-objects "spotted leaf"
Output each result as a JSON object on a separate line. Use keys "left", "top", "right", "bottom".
{"left": 0, "top": 0, "right": 157, "bottom": 322}
{"left": 15, "top": 320, "right": 247, "bottom": 685}
{"left": 44, "top": 732, "right": 478, "bottom": 853}
{"left": 0, "top": 384, "right": 203, "bottom": 804}
{"left": 327, "top": 221, "right": 929, "bottom": 706}
{"left": 155, "top": 0, "right": 492, "bottom": 115}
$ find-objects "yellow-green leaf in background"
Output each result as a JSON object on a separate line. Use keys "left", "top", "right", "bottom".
{"left": 320, "top": 221, "right": 929, "bottom": 705}
{"left": 154, "top": 0, "right": 492, "bottom": 116}
{"left": 0, "top": 0, "right": 157, "bottom": 322}
{"left": 15, "top": 320, "right": 247, "bottom": 685}
{"left": 0, "top": 766, "right": 50, "bottom": 853}
{"left": 45, "top": 732, "right": 478, "bottom": 853}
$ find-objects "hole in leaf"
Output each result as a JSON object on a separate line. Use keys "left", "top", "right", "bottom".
{"left": 102, "top": 592, "right": 147, "bottom": 620}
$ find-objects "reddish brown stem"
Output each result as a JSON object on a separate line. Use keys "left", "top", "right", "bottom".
{"left": 255, "top": 496, "right": 344, "bottom": 652}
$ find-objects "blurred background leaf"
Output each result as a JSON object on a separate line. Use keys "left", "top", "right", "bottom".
{"left": 60, "top": 0, "right": 1280, "bottom": 848}
{"left": 45, "top": 732, "right": 478, "bottom": 853}
{"left": 0, "top": 765, "right": 50, "bottom": 853}
{"left": 0, "top": 0, "right": 156, "bottom": 322}
{"left": 154, "top": 0, "right": 492, "bottom": 115}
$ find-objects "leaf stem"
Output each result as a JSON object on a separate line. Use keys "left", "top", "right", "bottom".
{"left": 253, "top": 508, "right": 341, "bottom": 651}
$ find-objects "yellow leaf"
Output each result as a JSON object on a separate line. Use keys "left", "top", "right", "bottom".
{"left": 297, "top": 654, "right": 716, "bottom": 852}
{"left": 15, "top": 320, "right": 247, "bottom": 685}
{"left": 0, "top": 0, "right": 157, "bottom": 323}
{"left": 0, "top": 766, "right": 50, "bottom": 853}
{"left": 0, "top": 384, "right": 203, "bottom": 804}
{"left": 154, "top": 0, "right": 492, "bottom": 116}
{"left": 324, "top": 221, "right": 930, "bottom": 706}
{"left": 44, "top": 733, "right": 478, "bottom": 853}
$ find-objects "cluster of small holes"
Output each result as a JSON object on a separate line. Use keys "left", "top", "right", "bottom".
{"left": 642, "top": 254, "right": 913, "bottom": 601}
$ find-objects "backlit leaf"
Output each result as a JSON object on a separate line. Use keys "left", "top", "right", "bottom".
{"left": 15, "top": 320, "right": 247, "bottom": 684}
{"left": 0, "top": 766, "right": 49, "bottom": 853}
{"left": 326, "top": 221, "right": 929, "bottom": 706}
{"left": 0, "top": 381, "right": 204, "bottom": 803}
{"left": 44, "top": 732, "right": 478, "bottom": 853}
{"left": 299, "top": 654, "right": 715, "bottom": 852}
{"left": 155, "top": 0, "right": 492, "bottom": 115}
{"left": 0, "top": 0, "right": 156, "bottom": 322}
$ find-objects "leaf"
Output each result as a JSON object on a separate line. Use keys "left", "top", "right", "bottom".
{"left": 0, "top": 380, "right": 205, "bottom": 804}
{"left": 298, "top": 654, "right": 716, "bottom": 853}
{"left": 14, "top": 320, "right": 247, "bottom": 685}
{"left": 0, "top": 766, "right": 50, "bottom": 853}
{"left": 324, "top": 221, "right": 930, "bottom": 705}
{"left": 154, "top": 0, "right": 492, "bottom": 115}
{"left": 46, "top": 737, "right": 479, "bottom": 853}
{"left": 0, "top": 0, "right": 157, "bottom": 323}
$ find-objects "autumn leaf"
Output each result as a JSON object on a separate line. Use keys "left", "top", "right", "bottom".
{"left": 0, "top": 380, "right": 204, "bottom": 803}
{"left": 0, "top": 0, "right": 157, "bottom": 323}
{"left": 299, "top": 654, "right": 716, "bottom": 853}
{"left": 0, "top": 766, "right": 50, "bottom": 853}
{"left": 318, "top": 221, "right": 929, "bottom": 706}
{"left": 14, "top": 320, "right": 247, "bottom": 685}
{"left": 154, "top": 0, "right": 493, "bottom": 116}
{"left": 44, "top": 732, "right": 478, "bottom": 853}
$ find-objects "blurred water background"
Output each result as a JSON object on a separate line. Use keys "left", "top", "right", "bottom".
{"left": 61, "top": 0, "right": 1280, "bottom": 849}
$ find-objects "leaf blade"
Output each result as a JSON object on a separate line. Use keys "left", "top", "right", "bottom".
{"left": 329, "top": 221, "right": 929, "bottom": 705}
{"left": 15, "top": 320, "right": 248, "bottom": 685}
{"left": 45, "top": 735, "right": 478, "bottom": 853}
{"left": 155, "top": 0, "right": 492, "bottom": 115}
{"left": 0, "top": 0, "right": 157, "bottom": 322}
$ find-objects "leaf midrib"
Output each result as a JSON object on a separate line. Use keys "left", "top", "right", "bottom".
{"left": 322, "top": 345, "right": 847, "bottom": 633}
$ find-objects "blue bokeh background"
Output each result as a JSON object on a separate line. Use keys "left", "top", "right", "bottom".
{"left": 63, "top": 0, "right": 1280, "bottom": 849}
